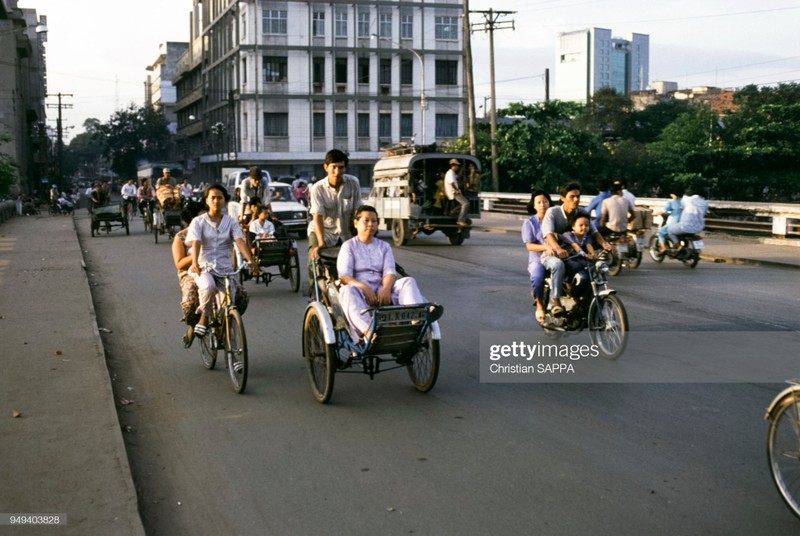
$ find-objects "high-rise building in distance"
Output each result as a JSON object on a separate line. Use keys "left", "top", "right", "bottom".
{"left": 554, "top": 28, "right": 649, "bottom": 102}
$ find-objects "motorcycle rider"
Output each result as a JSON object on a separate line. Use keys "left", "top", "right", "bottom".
{"left": 655, "top": 188, "right": 683, "bottom": 250}
{"left": 599, "top": 182, "right": 635, "bottom": 236}
{"left": 663, "top": 185, "right": 707, "bottom": 253}
{"left": 542, "top": 182, "right": 612, "bottom": 314}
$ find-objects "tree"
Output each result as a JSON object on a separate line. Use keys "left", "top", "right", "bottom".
{"left": 0, "top": 133, "right": 17, "bottom": 197}
{"left": 65, "top": 118, "right": 106, "bottom": 181}
{"left": 99, "top": 104, "right": 170, "bottom": 177}
{"left": 574, "top": 87, "right": 633, "bottom": 141}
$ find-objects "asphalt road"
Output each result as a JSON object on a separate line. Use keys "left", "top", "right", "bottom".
{"left": 76, "top": 212, "right": 800, "bottom": 535}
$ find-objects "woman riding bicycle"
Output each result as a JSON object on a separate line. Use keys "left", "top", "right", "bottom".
{"left": 187, "top": 184, "right": 257, "bottom": 338}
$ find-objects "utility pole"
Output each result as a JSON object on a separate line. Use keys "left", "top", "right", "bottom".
{"left": 470, "top": 9, "right": 515, "bottom": 192}
{"left": 46, "top": 93, "right": 73, "bottom": 193}
{"left": 545, "top": 68, "right": 550, "bottom": 102}
{"left": 462, "top": 0, "right": 476, "bottom": 156}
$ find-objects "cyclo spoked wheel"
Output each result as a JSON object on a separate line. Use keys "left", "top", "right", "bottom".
{"left": 289, "top": 253, "right": 300, "bottom": 292}
{"left": 199, "top": 326, "right": 218, "bottom": 370}
{"left": 225, "top": 309, "right": 248, "bottom": 394}
{"left": 767, "top": 392, "right": 800, "bottom": 519}
{"left": 303, "top": 307, "right": 335, "bottom": 403}
{"left": 588, "top": 294, "right": 628, "bottom": 360}
{"left": 406, "top": 330, "right": 440, "bottom": 393}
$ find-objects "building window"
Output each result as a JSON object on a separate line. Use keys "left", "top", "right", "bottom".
{"left": 435, "top": 60, "right": 457, "bottom": 86}
{"left": 435, "top": 16, "right": 458, "bottom": 40}
{"left": 357, "top": 11, "right": 370, "bottom": 38}
{"left": 263, "top": 56, "right": 287, "bottom": 83}
{"left": 357, "top": 113, "right": 370, "bottom": 138}
{"left": 312, "top": 11, "right": 325, "bottom": 37}
{"left": 335, "top": 58, "right": 348, "bottom": 85}
{"left": 243, "top": 112, "right": 248, "bottom": 139}
{"left": 358, "top": 57, "right": 370, "bottom": 84}
{"left": 313, "top": 113, "right": 325, "bottom": 137}
{"left": 379, "top": 12, "right": 392, "bottom": 38}
{"left": 400, "top": 58, "right": 413, "bottom": 85}
{"left": 312, "top": 57, "right": 325, "bottom": 85}
{"left": 335, "top": 11, "right": 348, "bottom": 37}
{"left": 241, "top": 12, "right": 247, "bottom": 39}
{"left": 400, "top": 113, "right": 413, "bottom": 138}
{"left": 435, "top": 114, "right": 458, "bottom": 137}
{"left": 262, "top": 9, "right": 287, "bottom": 35}
{"left": 400, "top": 14, "right": 413, "bottom": 39}
{"left": 379, "top": 113, "right": 391, "bottom": 138}
{"left": 242, "top": 58, "right": 248, "bottom": 84}
{"left": 335, "top": 113, "right": 348, "bottom": 137}
{"left": 264, "top": 113, "right": 289, "bottom": 136}
{"left": 379, "top": 59, "right": 392, "bottom": 85}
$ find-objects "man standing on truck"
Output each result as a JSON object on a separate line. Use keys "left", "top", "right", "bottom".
{"left": 444, "top": 159, "right": 470, "bottom": 226}
{"left": 307, "top": 149, "right": 362, "bottom": 293}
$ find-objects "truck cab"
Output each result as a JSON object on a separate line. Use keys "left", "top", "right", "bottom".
{"left": 365, "top": 145, "right": 481, "bottom": 246}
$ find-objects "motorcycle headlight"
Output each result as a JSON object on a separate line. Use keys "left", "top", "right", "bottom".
{"left": 596, "top": 261, "right": 609, "bottom": 274}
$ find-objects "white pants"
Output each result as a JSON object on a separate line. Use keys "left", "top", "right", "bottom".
{"left": 339, "top": 277, "right": 426, "bottom": 339}
{"left": 191, "top": 272, "right": 232, "bottom": 319}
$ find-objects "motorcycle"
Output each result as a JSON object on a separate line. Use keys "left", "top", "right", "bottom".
{"left": 540, "top": 251, "right": 629, "bottom": 360}
{"left": 603, "top": 230, "right": 644, "bottom": 276}
{"left": 648, "top": 232, "right": 703, "bottom": 268}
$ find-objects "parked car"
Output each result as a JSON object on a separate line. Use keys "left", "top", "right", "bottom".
{"left": 269, "top": 182, "right": 309, "bottom": 238}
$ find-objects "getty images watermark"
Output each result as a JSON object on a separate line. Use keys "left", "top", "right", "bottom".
{"left": 480, "top": 331, "right": 800, "bottom": 383}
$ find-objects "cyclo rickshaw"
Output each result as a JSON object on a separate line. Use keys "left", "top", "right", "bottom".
{"left": 302, "top": 247, "right": 441, "bottom": 404}
{"left": 90, "top": 202, "right": 129, "bottom": 237}
{"left": 243, "top": 233, "right": 301, "bottom": 293}
{"left": 154, "top": 185, "right": 183, "bottom": 243}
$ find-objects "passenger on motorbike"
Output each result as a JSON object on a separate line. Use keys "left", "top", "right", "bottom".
{"left": 561, "top": 213, "right": 598, "bottom": 298}
{"left": 663, "top": 186, "right": 707, "bottom": 253}
{"left": 541, "top": 182, "right": 612, "bottom": 315}
{"left": 655, "top": 188, "right": 683, "bottom": 249}
{"left": 522, "top": 189, "right": 554, "bottom": 324}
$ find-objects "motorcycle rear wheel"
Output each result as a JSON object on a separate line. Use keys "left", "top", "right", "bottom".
{"left": 648, "top": 235, "right": 665, "bottom": 263}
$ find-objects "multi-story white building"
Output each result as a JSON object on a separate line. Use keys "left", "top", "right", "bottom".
{"left": 554, "top": 28, "right": 649, "bottom": 103}
{"left": 173, "top": 0, "right": 467, "bottom": 183}
{"left": 146, "top": 42, "right": 189, "bottom": 135}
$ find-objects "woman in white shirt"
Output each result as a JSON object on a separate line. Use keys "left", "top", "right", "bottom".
{"left": 186, "top": 184, "right": 257, "bottom": 337}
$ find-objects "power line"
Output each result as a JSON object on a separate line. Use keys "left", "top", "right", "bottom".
{"left": 562, "top": 6, "right": 800, "bottom": 27}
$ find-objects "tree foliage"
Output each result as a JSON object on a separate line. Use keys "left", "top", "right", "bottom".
{"left": 0, "top": 132, "right": 17, "bottom": 197}
{"left": 461, "top": 83, "right": 800, "bottom": 200}
{"left": 98, "top": 104, "right": 170, "bottom": 178}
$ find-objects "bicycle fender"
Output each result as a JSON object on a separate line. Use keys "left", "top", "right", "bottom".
{"left": 305, "top": 302, "right": 336, "bottom": 345}
{"left": 765, "top": 386, "right": 800, "bottom": 421}
{"left": 430, "top": 320, "right": 441, "bottom": 341}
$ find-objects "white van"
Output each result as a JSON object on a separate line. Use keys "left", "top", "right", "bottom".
{"left": 224, "top": 169, "right": 271, "bottom": 198}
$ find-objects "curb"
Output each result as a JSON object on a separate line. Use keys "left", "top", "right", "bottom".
{"left": 72, "top": 215, "right": 147, "bottom": 536}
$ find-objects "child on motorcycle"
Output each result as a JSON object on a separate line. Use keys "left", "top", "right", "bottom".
{"left": 561, "top": 212, "right": 597, "bottom": 297}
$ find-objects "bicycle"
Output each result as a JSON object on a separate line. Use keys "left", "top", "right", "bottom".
{"left": 765, "top": 380, "right": 800, "bottom": 518}
{"left": 142, "top": 201, "right": 154, "bottom": 233}
{"left": 196, "top": 263, "right": 250, "bottom": 394}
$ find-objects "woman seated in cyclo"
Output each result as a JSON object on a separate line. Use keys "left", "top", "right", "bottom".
{"left": 186, "top": 184, "right": 257, "bottom": 339}
{"left": 336, "top": 205, "right": 444, "bottom": 352}
{"left": 248, "top": 204, "right": 275, "bottom": 254}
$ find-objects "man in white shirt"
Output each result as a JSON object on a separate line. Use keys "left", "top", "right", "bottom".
{"left": 444, "top": 159, "right": 470, "bottom": 226}
{"left": 180, "top": 178, "right": 193, "bottom": 200}
{"left": 120, "top": 178, "right": 138, "bottom": 217}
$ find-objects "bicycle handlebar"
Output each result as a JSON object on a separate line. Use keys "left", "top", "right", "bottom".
{"left": 201, "top": 262, "right": 249, "bottom": 278}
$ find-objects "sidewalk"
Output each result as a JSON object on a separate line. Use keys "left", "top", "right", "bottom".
{"left": 0, "top": 213, "right": 144, "bottom": 535}
{"left": 475, "top": 212, "right": 800, "bottom": 270}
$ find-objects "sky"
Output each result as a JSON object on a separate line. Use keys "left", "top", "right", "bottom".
{"left": 18, "top": 0, "right": 800, "bottom": 138}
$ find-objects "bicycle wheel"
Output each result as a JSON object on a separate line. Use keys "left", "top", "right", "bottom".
{"left": 199, "top": 327, "right": 218, "bottom": 370}
{"left": 303, "top": 307, "right": 335, "bottom": 403}
{"left": 143, "top": 208, "right": 151, "bottom": 232}
{"left": 406, "top": 330, "right": 440, "bottom": 393}
{"left": 767, "top": 392, "right": 800, "bottom": 519}
{"left": 289, "top": 253, "right": 300, "bottom": 293}
{"left": 588, "top": 294, "right": 628, "bottom": 360}
{"left": 225, "top": 309, "right": 248, "bottom": 394}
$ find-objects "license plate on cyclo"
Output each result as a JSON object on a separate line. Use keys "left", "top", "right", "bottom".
{"left": 693, "top": 240, "right": 704, "bottom": 249}
{"left": 378, "top": 308, "right": 427, "bottom": 325}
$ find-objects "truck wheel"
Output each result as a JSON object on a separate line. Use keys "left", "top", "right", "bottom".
{"left": 391, "top": 219, "right": 410, "bottom": 246}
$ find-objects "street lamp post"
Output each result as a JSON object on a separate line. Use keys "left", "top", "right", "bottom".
{"left": 371, "top": 34, "right": 425, "bottom": 145}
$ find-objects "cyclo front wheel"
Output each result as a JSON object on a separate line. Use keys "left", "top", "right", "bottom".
{"left": 225, "top": 309, "right": 248, "bottom": 394}
{"left": 767, "top": 391, "right": 800, "bottom": 519}
{"left": 303, "top": 307, "right": 335, "bottom": 404}
{"left": 406, "top": 330, "right": 440, "bottom": 393}
{"left": 588, "top": 294, "right": 628, "bottom": 360}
